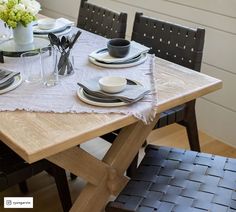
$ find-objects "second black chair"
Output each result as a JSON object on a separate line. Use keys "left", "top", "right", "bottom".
{"left": 132, "top": 12, "right": 205, "bottom": 149}
{"left": 102, "top": 13, "right": 205, "bottom": 177}
{"left": 77, "top": 0, "right": 127, "bottom": 38}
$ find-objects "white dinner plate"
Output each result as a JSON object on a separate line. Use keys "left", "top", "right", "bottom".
{"left": 89, "top": 53, "right": 147, "bottom": 68}
{"left": 77, "top": 79, "right": 142, "bottom": 107}
{"left": 0, "top": 74, "right": 23, "bottom": 94}
{"left": 33, "top": 27, "right": 72, "bottom": 37}
{"left": 89, "top": 41, "right": 150, "bottom": 63}
{"left": 33, "top": 18, "right": 74, "bottom": 34}
{"left": 77, "top": 88, "right": 128, "bottom": 107}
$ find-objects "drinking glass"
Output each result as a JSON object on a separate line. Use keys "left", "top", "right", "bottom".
{"left": 21, "top": 50, "right": 43, "bottom": 83}
{"left": 41, "top": 46, "right": 59, "bottom": 87}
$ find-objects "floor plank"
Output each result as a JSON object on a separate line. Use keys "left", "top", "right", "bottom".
{"left": 1, "top": 124, "right": 235, "bottom": 211}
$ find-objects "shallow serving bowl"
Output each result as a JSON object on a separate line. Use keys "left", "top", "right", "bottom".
{"left": 99, "top": 76, "right": 127, "bottom": 93}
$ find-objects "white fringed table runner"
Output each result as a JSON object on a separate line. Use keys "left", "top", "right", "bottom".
{"left": 0, "top": 29, "right": 157, "bottom": 123}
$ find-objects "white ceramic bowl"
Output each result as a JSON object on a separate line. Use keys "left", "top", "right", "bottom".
{"left": 38, "top": 18, "right": 56, "bottom": 30}
{"left": 99, "top": 76, "right": 127, "bottom": 93}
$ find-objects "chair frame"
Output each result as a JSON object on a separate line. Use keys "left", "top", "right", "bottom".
{"left": 0, "top": 142, "right": 72, "bottom": 212}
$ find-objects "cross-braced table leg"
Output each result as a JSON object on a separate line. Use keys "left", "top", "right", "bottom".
{"left": 48, "top": 115, "right": 160, "bottom": 212}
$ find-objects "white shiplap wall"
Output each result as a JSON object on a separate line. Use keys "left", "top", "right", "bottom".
{"left": 39, "top": 0, "right": 236, "bottom": 146}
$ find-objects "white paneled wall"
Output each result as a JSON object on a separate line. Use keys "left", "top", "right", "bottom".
{"left": 39, "top": 0, "right": 236, "bottom": 146}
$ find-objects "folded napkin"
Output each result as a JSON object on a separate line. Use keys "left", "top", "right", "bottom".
{"left": 89, "top": 41, "right": 150, "bottom": 64}
{"left": 34, "top": 18, "right": 74, "bottom": 34}
{"left": 0, "top": 69, "right": 20, "bottom": 90}
{"left": 77, "top": 78, "right": 151, "bottom": 103}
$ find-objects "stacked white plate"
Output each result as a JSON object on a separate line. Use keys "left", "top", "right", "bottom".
{"left": 88, "top": 41, "right": 150, "bottom": 68}
{"left": 33, "top": 18, "right": 74, "bottom": 37}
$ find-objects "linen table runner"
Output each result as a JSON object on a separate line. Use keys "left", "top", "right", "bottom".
{"left": 0, "top": 29, "right": 158, "bottom": 123}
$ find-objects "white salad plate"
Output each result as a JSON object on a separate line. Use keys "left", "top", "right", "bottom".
{"left": 89, "top": 53, "right": 147, "bottom": 68}
{"left": 0, "top": 74, "right": 23, "bottom": 94}
{"left": 33, "top": 27, "right": 72, "bottom": 37}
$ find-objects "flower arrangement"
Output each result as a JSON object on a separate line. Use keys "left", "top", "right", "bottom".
{"left": 0, "top": 0, "right": 41, "bottom": 28}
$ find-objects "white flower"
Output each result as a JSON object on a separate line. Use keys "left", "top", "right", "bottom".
{"left": 0, "top": 0, "right": 8, "bottom": 4}
{"left": 21, "top": 0, "right": 41, "bottom": 15}
{"left": 13, "top": 3, "right": 26, "bottom": 12}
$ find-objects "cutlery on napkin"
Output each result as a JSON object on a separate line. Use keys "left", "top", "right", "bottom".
{"left": 77, "top": 78, "right": 151, "bottom": 103}
{"left": 89, "top": 41, "right": 150, "bottom": 64}
{"left": 0, "top": 71, "right": 20, "bottom": 85}
{"left": 0, "top": 70, "right": 20, "bottom": 90}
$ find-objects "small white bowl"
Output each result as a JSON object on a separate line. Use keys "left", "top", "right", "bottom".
{"left": 38, "top": 18, "right": 56, "bottom": 30}
{"left": 99, "top": 76, "right": 127, "bottom": 93}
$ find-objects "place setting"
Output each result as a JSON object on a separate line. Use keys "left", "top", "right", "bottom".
{"left": 88, "top": 38, "right": 150, "bottom": 68}
{"left": 77, "top": 76, "right": 151, "bottom": 107}
{"left": 33, "top": 17, "right": 74, "bottom": 37}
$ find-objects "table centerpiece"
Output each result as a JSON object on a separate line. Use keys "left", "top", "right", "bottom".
{"left": 0, "top": 0, "right": 41, "bottom": 45}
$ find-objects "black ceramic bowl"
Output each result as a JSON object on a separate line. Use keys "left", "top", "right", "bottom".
{"left": 107, "top": 38, "right": 130, "bottom": 58}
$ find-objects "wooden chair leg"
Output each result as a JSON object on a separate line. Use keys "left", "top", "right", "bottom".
{"left": 47, "top": 162, "right": 72, "bottom": 212}
{"left": 18, "top": 181, "right": 28, "bottom": 193}
{"left": 126, "top": 153, "right": 138, "bottom": 178}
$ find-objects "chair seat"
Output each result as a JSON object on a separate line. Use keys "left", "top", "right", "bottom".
{"left": 106, "top": 145, "right": 236, "bottom": 212}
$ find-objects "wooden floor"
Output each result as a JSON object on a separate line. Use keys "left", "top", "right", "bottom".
{"left": 1, "top": 124, "right": 235, "bottom": 211}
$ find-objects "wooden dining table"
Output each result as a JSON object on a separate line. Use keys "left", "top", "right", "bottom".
{"left": 0, "top": 46, "right": 222, "bottom": 211}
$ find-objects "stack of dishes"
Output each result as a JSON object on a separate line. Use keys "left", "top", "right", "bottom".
{"left": 77, "top": 78, "right": 150, "bottom": 107}
{"left": 88, "top": 41, "right": 150, "bottom": 68}
{"left": 33, "top": 18, "right": 74, "bottom": 37}
{"left": 0, "top": 69, "right": 22, "bottom": 94}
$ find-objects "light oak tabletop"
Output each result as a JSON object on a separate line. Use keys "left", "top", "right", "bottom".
{"left": 0, "top": 57, "right": 222, "bottom": 163}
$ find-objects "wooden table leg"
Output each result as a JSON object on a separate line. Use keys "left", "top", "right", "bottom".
{"left": 69, "top": 115, "right": 160, "bottom": 212}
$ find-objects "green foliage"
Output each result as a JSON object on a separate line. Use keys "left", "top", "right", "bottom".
{"left": 0, "top": 0, "right": 40, "bottom": 28}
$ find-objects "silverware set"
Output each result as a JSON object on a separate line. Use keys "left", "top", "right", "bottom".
{"left": 0, "top": 69, "right": 20, "bottom": 89}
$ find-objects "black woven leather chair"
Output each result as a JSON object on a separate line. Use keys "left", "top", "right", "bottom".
{"left": 132, "top": 12, "right": 205, "bottom": 151}
{"left": 102, "top": 13, "right": 205, "bottom": 177}
{"left": 77, "top": 0, "right": 127, "bottom": 38}
{"left": 106, "top": 144, "right": 236, "bottom": 212}
{"left": 0, "top": 142, "right": 72, "bottom": 212}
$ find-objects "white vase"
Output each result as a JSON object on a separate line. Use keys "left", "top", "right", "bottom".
{"left": 13, "top": 23, "right": 34, "bottom": 45}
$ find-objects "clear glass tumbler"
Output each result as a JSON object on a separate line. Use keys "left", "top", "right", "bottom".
{"left": 21, "top": 50, "right": 43, "bottom": 83}
{"left": 40, "top": 46, "right": 59, "bottom": 87}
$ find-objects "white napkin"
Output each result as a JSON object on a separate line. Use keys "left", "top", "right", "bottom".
{"left": 89, "top": 41, "right": 150, "bottom": 63}
{"left": 34, "top": 18, "right": 74, "bottom": 34}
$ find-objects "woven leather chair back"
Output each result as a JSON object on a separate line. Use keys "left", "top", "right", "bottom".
{"left": 77, "top": 0, "right": 127, "bottom": 39}
{"left": 132, "top": 13, "right": 205, "bottom": 71}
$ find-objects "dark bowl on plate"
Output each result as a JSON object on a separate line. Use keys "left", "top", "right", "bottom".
{"left": 107, "top": 38, "right": 130, "bottom": 58}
